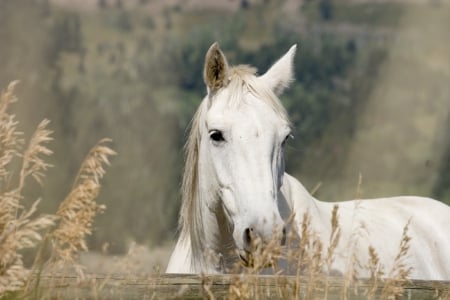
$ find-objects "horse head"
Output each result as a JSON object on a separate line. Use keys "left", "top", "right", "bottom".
{"left": 197, "top": 42, "right": 296, "bottom": 267}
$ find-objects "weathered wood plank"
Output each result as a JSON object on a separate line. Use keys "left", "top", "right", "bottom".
{"left": 33, "top": 273, "right": 450, "bottom": 299}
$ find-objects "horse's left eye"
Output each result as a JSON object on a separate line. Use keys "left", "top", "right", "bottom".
{"left": 210, "top": 130, "right": 225, "bottom": 142}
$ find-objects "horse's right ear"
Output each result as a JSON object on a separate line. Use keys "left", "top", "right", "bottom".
{"left": 203, "top": 42, "right": 229, "bottom": 93}
{"left": 260, "top": 44, "right": 297, "bottom": 96}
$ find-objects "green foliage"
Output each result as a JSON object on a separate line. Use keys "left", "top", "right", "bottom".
{"left": 302, "top": 1, "right": 403, "bottom": 26}
{"left": 106, "top": 10, "right": 133, "bottom": 32}
{"left": 319, "top": 0, "right": 334, "bottom": 21}
{"left": 332, "top": 2, "right": 404, "bottom": 26}
{"left": 46, "top": 12, "right": 84, "bottom": 67}
{"left": 166, "top": 27, "right": 215, "bottom": 91}
{"left": 142, "top": 15, "right": 156, "bottom": 30}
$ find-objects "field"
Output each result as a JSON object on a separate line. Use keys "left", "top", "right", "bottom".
{"left": 1, "top": 0, "right": 450, "bottom": 298}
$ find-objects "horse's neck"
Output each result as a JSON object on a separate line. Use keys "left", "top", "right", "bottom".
{"left": 281, "top": 173, "right": 332, "bottom": 235}
{"left": 281, "top": 172, "right": 319, "bottom": 214}
{"left": 168, "top": 218, "right": 225, "bottom": 273}
{"left": 184, "top": 186, "right": 236, "bottom": 273}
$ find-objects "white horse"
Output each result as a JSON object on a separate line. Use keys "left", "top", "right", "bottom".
{"left": 166, "top": 42, "right": 450, "bottom": 280}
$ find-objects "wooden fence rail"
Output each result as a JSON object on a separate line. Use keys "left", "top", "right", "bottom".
{"left": 34, "top": 273, "right": 449, "bottom": 299}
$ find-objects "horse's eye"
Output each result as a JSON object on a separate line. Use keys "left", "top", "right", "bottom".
{"left": 210, "top": 130, "right": 225, "bottom": 142}
{"left": 282, "top": 134, "right": 293, "bottom": 147}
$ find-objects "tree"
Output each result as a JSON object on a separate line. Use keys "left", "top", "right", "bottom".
{"left": 319, "top": 0, "right": 333, "bottom": 21}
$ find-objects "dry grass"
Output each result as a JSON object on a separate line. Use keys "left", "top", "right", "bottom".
{"left": 223, "top": 203, "right": 417, "bottom": 300}
{"left": 0, "top": 81, "right": 57, "bottom": 295}
{"left": 0, "top": 82, "right": 115, "bottom": 298}
{"left": 50, "top": 138, "right": 115, "bottom": 272}
{"left": 380, "top": 220, "right": 412, "bottom": 299}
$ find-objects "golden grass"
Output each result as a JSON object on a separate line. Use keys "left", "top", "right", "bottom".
{"left": 0, "top": 82, "right": 115, "bottom": 297}
{"left": 380, "top": 220, "right": 412, "bottom": 299}
{"left": 51, "top": 138, "right": 115, "bottom": 272}
{"left": 223, "top": 203, "right": 416, "bottom": 300}
{"left": 0, "top": 82, "right": 56, "bottom": 295}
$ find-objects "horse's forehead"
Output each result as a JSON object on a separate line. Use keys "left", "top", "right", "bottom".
{"left": 206, "top": 92, "right": 283, "bottom": 131}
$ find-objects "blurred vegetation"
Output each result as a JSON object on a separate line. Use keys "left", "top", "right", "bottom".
{"left": 1, "top": 0, "right": 449, "bottom": 253}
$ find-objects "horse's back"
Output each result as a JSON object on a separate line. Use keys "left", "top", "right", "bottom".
{"left": 283, "top": 174, "right": 450, "bottom": 280}
{"left": 336, "top": 196, "right": 450, "bottom": 280}
{"left": 341, "top": 195, "right": 450, "bottom": 227}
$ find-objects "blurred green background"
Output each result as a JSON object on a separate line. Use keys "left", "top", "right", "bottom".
{"left": 1, "top": 0, "right": 449, "bottom": 255}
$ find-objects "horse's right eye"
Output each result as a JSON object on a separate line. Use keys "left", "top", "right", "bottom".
{"left": 282, "top": 133, "right": 293, "bottom": 147}
{"left": 209, "top": 130, "right": 225, "bottom": 142}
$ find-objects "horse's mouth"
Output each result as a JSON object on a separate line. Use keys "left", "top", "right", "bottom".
{"left": 238, "top": 250, "right": 273, "bottom": 269}
{"left": 239, "top": 250, "right": 253, "bottom": 267}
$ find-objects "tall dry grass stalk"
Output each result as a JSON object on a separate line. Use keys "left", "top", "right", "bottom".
{"left": 380, "top": 220, "right": 412, "bottom": 299}
{"left": 365, "top": 246, "right": 383, "bottom": 299}
{"left": 0, "top": 82, "right": 115, "bottom": 297}
{"left": 51, "top": 138, "right": 115, "bottom": 271}
{"left": 324, "top": 204, "right": 341, "bottom": 298}
{"left": 0, "top": 82, "right": 57, "bottom": 295}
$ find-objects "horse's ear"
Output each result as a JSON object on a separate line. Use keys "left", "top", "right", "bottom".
{"left": 203, "top": 42, "right": 229, "bottom": 93}
{"left": 260, "top": 44, "right": 297, "bottom": 96}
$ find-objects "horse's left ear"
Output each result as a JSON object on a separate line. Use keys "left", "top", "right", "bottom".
{"left": 204, "top": 42, "right": 229, "bottom": 93}
{"left": 260, "top": 44, "right": 297, "bottom": 96}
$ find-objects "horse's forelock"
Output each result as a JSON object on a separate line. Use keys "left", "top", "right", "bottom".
{"left": 228, "top": 65, "right": 291, "bottom": 124}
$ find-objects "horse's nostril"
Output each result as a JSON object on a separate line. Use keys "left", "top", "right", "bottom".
{"left": 243, "top": 227, "right": 254, "bottom": 251}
